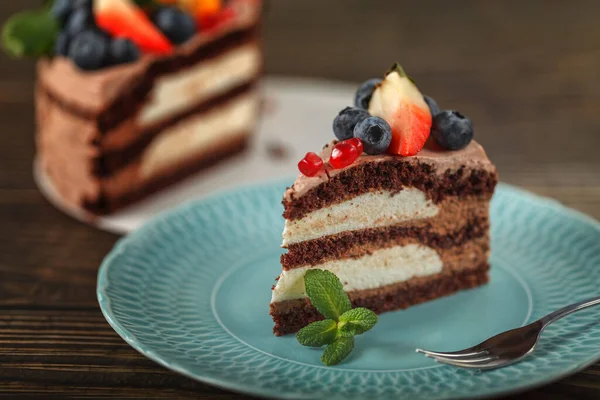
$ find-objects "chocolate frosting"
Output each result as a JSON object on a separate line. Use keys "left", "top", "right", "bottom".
{"left": 285, "top": 140, "right": 496, "bottom": 202}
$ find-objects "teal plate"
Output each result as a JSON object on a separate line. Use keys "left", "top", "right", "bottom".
{"left": 98, "top": 181, "right": 600, "bottom": 399}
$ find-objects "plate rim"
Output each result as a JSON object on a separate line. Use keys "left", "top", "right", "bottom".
{"left": 97, "top": 180, "right": 600, "bottom": 399}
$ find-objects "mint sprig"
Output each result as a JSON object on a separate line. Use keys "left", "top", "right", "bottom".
{"left": 321, "top": 336, "right": 354, "bottom": 366}
{"left": 338, "top": 307, "right": 378, "bottom": 336}
{"left": 2, "top": 9, "right": 58, "bottom": 58}
{"left": 296, "top": 319, "right": 337, "bottom": 347}
{"left": 304, "top": 269, "right": 352, "bottom": 320}
{"left": 296, "top": 269, "right": 378, "bottom": 366}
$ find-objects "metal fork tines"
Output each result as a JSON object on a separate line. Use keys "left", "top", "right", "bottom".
{"left": 416, "top": 295, "right": 600, "bottom": 370}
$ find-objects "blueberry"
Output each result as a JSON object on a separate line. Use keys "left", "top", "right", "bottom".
{"left": 423, "top": 95, "right": 440, "bottom": 116}
{"left": 73, "top": 0, "right": 94, "bottom": 10}
{"left": 152, "top": 7, "right": 197, "bottom": 45}
{"left": 55, "top": 32, "right": 70, "bottom": 57}
{"left": 431, "top": 111, "right": 474, "bottom": 150}
{"left": 110, "top": 38, "right": 140, "bottom": 65}
{"left": 353, "top": 116, "right": 392, "bottom": 155}
{"left": 333, "top": 107, "right": 370, "bottom": 141}
{"left": 68, "top": 30, "right": 109, "bottom": 71}
{"left": 354, "top": 78, "right": 381, "bottom": 110}
{"left": 65, "top": 8, "right": 95, "bottom": 37}
{"left": 51, "top": 0, "right": 73, "bottom": 25}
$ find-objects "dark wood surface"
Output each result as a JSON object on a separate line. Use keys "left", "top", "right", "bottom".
{"left": 1, "top": 0, "right": 599, "bottom": 398}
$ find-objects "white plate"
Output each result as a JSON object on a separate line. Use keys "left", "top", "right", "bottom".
{"left": 34, "top": 77, "right": 356, "bottom": 234}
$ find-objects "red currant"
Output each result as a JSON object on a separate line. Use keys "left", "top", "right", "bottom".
{"left": 344, "top": 138, "right": 364, "bottom": 156}
{"left": 298, "top": 152, "right": 324, "bottom": 177}
{"left": 330, "top": 142, "right": 358, "bottom": 169}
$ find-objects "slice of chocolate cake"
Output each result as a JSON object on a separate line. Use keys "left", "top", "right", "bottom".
{"left": 4, "top": 0, "right": 262, "bottom": 215}
{"left": 270, "top": 64, "right": 497, "bottom": 336}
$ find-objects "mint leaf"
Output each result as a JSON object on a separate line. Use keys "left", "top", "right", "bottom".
{"left": 304, "top": 269, "right": 351, "bottom": 321}
{"left": 2, "top": 9, "right": 58, "bottom": 58}
{"left": 296, "top": 319, "right": 338, "bottom": 347}
{"left": 321, "top": 336, "right": 354, "bottom": 366}
{"left": 338, "top": 308, "right": 378, "bottom": 336}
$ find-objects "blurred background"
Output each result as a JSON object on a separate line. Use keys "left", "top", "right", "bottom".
{"left": 0, "top": 0, "right": 599, "bottom": 398}
{"left": 2, "top": 0, "right": 599, "bottom": 217}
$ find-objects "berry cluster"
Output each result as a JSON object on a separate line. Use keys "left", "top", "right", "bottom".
{"left": 51, "top": 0, "right": 234, "bottom": 71}
{"left": 297, "top": 63, "right": 475, "bottom": 177}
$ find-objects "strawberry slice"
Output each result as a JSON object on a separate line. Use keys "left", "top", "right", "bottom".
{"left": 198, "top": 6, "right": 235, "bottom": 31}
{"left": 94, "top": 0, "right": 173, "bottom": 55}
{"left": 368, "top": 64, "right": 432, "bottom": 156}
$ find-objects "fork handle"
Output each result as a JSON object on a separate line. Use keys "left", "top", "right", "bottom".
{"left": 539, "top": 295, "right": 600, "bottom": 327}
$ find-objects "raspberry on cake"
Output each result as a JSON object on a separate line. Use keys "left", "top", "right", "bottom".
{"left": 3, "top": 0, "right": 262, "bottom": 214}
{"left": 270, "top": 64, "right": 498, "bottom": 336}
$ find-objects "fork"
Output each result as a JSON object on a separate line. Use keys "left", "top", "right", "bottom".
{"left": 416, "top": 295, "right": 600, "bottom": 370}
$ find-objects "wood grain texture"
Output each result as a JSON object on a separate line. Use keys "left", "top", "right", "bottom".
{"left": 0, "top": 0, "right": 599, "bottom": 398}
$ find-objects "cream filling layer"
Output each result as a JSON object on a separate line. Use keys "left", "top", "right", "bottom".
{"left": 282, "top": 189, "right": 439, "bottom": 246}
{"left": 138, "top": 43, "right": 261, "bottom": 127}
{"left": 271, "top": 244, "right": 443, "bottom": 303}
{"left": 140, "top": 92, "right": 258, "bottom": 178}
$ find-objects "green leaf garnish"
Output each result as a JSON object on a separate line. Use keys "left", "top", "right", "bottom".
{"left": 296, "top": 269, "right": 378, "bottom": 366}
{"left": 304, "top": 269, "right": 352, "bottom": 321}
{"left": 321, "top": 336, "right": 355, "bottom": 366}
{"left": 386, "top": 62, "right": 416, "bottom": 84}
{"left": 2, "top": 9, "right": 58, "bottom": 58}
{"left": 338, "top": 308, "right": 378, "bottom": 336}
{"left": 296, "top": 319, "right": 338, "bottom": 347}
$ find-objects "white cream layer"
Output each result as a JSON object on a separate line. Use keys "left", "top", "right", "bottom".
{"left": 140, "top": 92, "right": 258, "bottom": 178}
{"left": 138, "top": 43, "right": 261, "bottom": 127}
{"left": 282, "top": 189, "right": 439, "bottom": 246}
{"left": 271, "top": 244, "right": 443, "bottom": 303}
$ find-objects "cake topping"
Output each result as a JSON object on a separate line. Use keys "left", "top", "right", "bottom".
{"left": 344, "top": 137, "right": 363, "bottom": 156}
{"left": 95, "top": 0, "right": 173, "bottom": 56}
{"left": 2, "top": 0, "right": 243, "bottom": 72}
{"left": 68, "top": 30, "right": 110, "bottom": 71}
{"left": 295, "top": 269, "right": 378, "bottom": 366}
{"left": 52, "top": 0, "right": 75, "bottom": 25}
{"left": 151, "top": 5, "right": 197, "bottom": 45}
{"left": 332, "top": 107, "right": 369, "bottom": 141}
{"left": 423, "top": 95, "right": 440, "bottom": 117}
{"left": 330, "top": 141, "right": 359, "bottom": 169}
{"left": 296, "top": 62, "right": 480, "bottom": 177}
{"left": 110, "top": 37, "right": 141, "bottom": 64}
{"left": 354, "top": 78, "right": 382, "bottom": 110}
{"left": 368, "top": 63, "right": 432, "bottom": 156}
{"left": 431, "top": 111, "right": 475, "bottom": 150}
{"left": 298, "top": 152, "right": 324, "bottom": 177}
{"left": 353, "top": 116, "right": 392, "bottom": 155}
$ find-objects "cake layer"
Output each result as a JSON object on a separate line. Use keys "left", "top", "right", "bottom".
{"left": 282, "top": 215, "right": 489, "bottom": 269}
{"left": 272, "top": 237, "right": 489, "bottom": 303}
{"left": 270, "top": 262, "right": 490, "bottom": 336}
{"left": 282, "top": 189, "right": 489, "bottom": 247}
{"left": 87, "top": 134, "right": 250, "bottom": 214}
{"left": 91, "top": 92, "right": 259, "bottom": 212}
{"left": 139, "top": 43, "right": 261, "bottom": 128}
{"left": 282, "top": 188, "right": 438, "bottom": 246}
{"left": 39, "top": 89, "right": 258, "bottom": 213}
{"left": 96, "top": 81, "right": 257, "bottom": 174}
{"left": 283, "top": 141, "right": 497, "bottom": 221}
{"left": 139, "top": 92, "right": 258, "bottom": 179}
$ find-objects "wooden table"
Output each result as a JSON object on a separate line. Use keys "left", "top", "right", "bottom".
{"left": 1, "top": 0, "right": 599, "bottom": 398}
